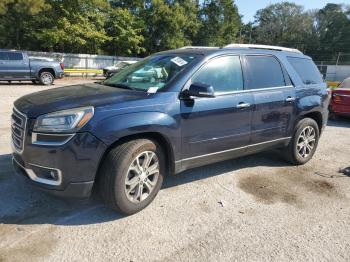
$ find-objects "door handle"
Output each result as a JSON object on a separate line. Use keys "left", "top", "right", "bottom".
{"left": 236, "top": 102, "right": 251, "bottom": 109}
{"left": 285, "top": 97, "right": 296, "bottom": 102}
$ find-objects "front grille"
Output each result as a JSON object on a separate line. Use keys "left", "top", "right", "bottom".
{"left": 11, "top": 108, "right": 27, "bottom": 153}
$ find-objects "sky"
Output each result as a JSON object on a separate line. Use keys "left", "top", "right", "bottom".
{"left": 235, "top": 0, "right": 348, "bottom": 23}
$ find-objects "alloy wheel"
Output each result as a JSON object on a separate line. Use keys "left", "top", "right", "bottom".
{"left": 296, "top": 126, "right": 316, "bottom": 158}
{"left": 41, "top": 73, "right": 53, "bottom": 85}
{"left": 124, "top": 151, "right": 160, "bottom": 203}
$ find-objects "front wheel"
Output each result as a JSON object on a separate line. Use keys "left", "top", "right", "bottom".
{"left": 98, "top": 139, "right": 165, "bottom": 215}
{"left": 283, "top": 118, "right": 320, "bottom": 165}
{"left": 39, "top": 71, "right": 54, "bottom": 85}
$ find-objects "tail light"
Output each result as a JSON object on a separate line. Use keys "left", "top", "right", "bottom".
{"left": 332, "top": 93, "right": 342, "bottom": 103}
{"left": 60, "top": 62, "right": 64, "bottom": 70}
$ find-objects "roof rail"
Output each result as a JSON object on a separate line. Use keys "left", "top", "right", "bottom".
{"left": 223, "top": 44, "right": 302, "bottom": 54}
{"left": 179, "top": 46, "right": 218, "bottom": 49}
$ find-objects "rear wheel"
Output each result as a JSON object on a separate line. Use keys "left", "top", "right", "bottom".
{"left": 98, "top": 139, "right": 165, "bottom": 215}
{"left": 283, "top": 118, "right": 320, "bottom": 165}
{"left": 39, "top": 71, "right": 54, "bottom": 85}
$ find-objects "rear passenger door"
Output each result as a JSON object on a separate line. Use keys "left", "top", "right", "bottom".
{"left": 242, "top": 55, "right": 296, "bottom": 145}
{"left": 6, "top": 52, "right": 30, "bottom": 79}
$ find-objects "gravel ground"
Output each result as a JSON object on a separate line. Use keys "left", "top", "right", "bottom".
{"left": 0, "top": 79, "right": 350, "bottom": 262}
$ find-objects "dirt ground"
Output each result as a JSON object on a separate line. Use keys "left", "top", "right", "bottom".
{"left": 0, "top": 79, "right": 350, "bottom": 262}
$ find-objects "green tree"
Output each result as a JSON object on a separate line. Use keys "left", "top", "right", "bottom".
{"left": 253, "top": 2, "right": 313, "bottom": 50}
{"left": 0, "top": 0, "right": 48, "bottom": 49}
{"left": 143, "top": 0, "right": 200, "bottom": 54}
{"left": 195, "top": 0, "right": 241, "bottom": 46}
{"left": 33, "top": 0, "right": 110, "bottom": 53}
{"left": 312, "top": 4, "right": 350, "bottom": 62}
{"left": 104, "top": 8, "right": 145, "bottom": 56}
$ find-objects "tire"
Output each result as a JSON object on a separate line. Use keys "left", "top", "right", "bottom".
{"left": 283, "top": 118, "right": 320, "bottom": 165}
{"left": 39, "top": 71, "right": 54, "bottom": 85}
{"left": 98, "top": 139, "right": 165, "bottom": 215}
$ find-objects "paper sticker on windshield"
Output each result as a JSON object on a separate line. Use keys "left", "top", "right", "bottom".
{"left": 147, "top": 87, "right": 158, "bottom": 93}
{"left": 171, "top": 57, "right": 188, "bottom": 67}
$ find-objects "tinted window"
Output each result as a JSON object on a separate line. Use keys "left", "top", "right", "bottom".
{"left": 192, "top": 56, "right": 243, "bottom": 93}
{"left": 0, "top": 52, "right": 8, "bottom": 60}
{"left": 8, "top": 52, "right": 23, "bottom": 60}
{"left": 288, "top": 57, "right": 323, "bottom": 85}
{"left": 245, "top": 55, "right": 286, "bottom": 89}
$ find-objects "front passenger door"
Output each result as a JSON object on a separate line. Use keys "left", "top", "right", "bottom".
{"left": 180, "top": 55, "right": 253, "bottom": 169}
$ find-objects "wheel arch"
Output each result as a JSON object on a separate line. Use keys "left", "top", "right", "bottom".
{"left": 95, "top": 132, "right": 176, "bottom": 184}
{"left": 37, "top": 67, "right": 56, "bottom": 78}
{"left": 300, "top": 111, "right": 323, "bottom": 133}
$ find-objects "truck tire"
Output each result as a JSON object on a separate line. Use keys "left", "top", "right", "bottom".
{"left": 98, "top": 139, "right": 165, "bottom": 215}
{"left": 39, "top": 71, "right": 54, "bottom": 85}
{"left": 283, "top": 118, "right": 320, "bottom": 165}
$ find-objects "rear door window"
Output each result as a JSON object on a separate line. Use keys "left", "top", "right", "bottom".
{"left": 244, "top": 55, "right": 286, "bottom": 89}
{"left": 287, "top": 57, "right": 323, "bottom": 85}
{"left": 0, "top": 52, "right": 8, "bottom": 60}
{"left": 192, "top": 56, "right": 243, "bottom": 93}
{"left": 8, "top": 52, "right": 23, "bottom": 61}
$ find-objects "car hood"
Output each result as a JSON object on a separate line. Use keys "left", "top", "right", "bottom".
{"left": 14, "top": 83, "right": 151, "bottom": 118}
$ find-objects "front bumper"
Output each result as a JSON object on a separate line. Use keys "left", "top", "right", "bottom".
{"left": 12, "top": 131, "right": 107, "bottom": 198}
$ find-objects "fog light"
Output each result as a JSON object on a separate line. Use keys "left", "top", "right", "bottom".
{"left": 30, "top": 165, "right": 60, "bottom": 181}
{"left": 49, "top": 170, "right": 59, "bottom": 180}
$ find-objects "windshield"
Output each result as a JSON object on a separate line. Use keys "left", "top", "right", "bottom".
{"left": 103, "top": 54, "right": 198, "bottom": 91}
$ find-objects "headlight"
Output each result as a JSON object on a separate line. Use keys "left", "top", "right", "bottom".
{"left": 34, "top": 107, "right": 94, "bottom": 133}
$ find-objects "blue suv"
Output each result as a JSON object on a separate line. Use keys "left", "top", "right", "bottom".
{"left": 12, "top": 45, "right": 329, "bottom": 214}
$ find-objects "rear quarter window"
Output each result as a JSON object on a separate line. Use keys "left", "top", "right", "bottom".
{"left": 287, "top": 57, "right": 323, "bottom": 85}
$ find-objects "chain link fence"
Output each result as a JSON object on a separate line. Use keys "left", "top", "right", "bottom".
{"left": 27, "top": 51, "right": 141, "bottom": 76}
{"left": 28, "top": 51, "right": 141, "bottom": 69}
{"left": 313, "top": 53, "right": 350, "bottom": 81}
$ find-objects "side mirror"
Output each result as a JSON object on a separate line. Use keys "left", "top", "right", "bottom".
{"left": 182, "top": 82, "right": 215, "bottom": 98}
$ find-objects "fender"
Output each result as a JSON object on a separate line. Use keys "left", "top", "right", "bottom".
{"left": 33, "top": 66, "right": 56, "bottom": 77}
{"left": 91, "top": 111, "right": 181, "bottom": 159}
{"left": 295, "top": 85, "right": 329, "bottom": 132}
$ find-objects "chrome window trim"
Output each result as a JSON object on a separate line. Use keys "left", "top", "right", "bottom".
{"left": 31, "top": 132, "right": 75, "bottom": 146}
{"left": 12, "top": 107, "right": 27, "bottom": 154}
{"left": 176, "top": 137, "right": 291, "bottom": 163}
{"left": 12, "top": 157, "right": 62, "bottom": 186}
{"left": 214, "top": 85, "right": 294, "bottom": 96}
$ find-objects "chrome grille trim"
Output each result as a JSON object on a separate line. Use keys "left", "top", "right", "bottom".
{"left": 11, "top": 107, "right": 27, "bottom": 154}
